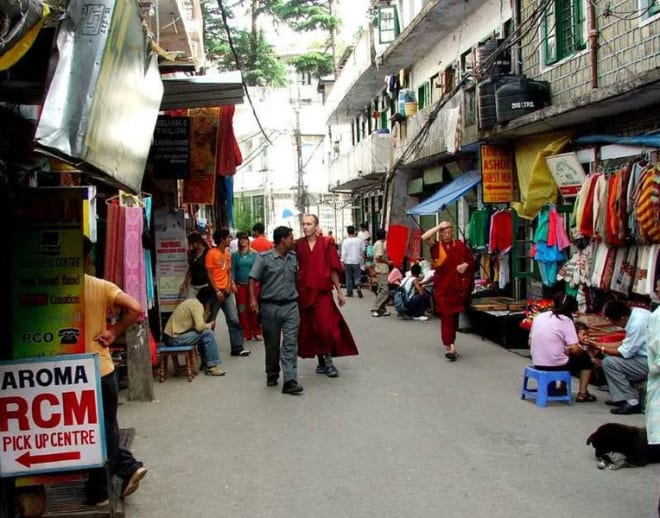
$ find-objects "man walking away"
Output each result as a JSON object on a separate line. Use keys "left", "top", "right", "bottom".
{"left": 340, "top": 225, "right": 365, "bottom": 298}
{"left": 249, "top": 226, "right": 302, "bottom": 394}
{"left": 251, "top": 222, "right": 273, "bottom": 252}
{"left": 370, "top": 228, "right": 392, "bottom": 317}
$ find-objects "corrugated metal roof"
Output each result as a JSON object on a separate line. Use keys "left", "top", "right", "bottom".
{"left": 161, "top": 71, "right": 245, "bottom": 109}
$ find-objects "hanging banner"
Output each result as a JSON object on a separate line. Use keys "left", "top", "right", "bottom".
{"left": 0, "top": 354, "right": 106, "bottom": 477}
{"left": 150, "top": 115, "right": 191, "bottom": 179}
{"left": 12, "top": 188, "right": 85, "bottom": 359}
{"left": 183, "top": 107, "right": 218, "bottom": 204}
{"left": 154, "top": 209, "right": 188, "bottom": 312}
{"left": 481, "top": 144, "right": 513, "bottom": 203}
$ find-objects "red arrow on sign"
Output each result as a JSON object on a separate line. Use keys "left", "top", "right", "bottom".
{"left": 15, "top": 451, "right": 81, "bottom": 468}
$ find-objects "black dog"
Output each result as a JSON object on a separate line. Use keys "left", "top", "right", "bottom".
{"left": 587, "top": 423, "right": 660, "bottom": 467}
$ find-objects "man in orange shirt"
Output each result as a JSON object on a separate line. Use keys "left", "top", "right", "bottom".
{"left": 206, "top": 228, "right": 251, "bottom": 356}
{"left": 251, "top": 222, "right": 273, "bottom": 252}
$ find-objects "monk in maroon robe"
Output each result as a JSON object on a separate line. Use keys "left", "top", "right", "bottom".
{"left": 295, "top": 215, "right": 359, "bottom": 377}
{"left": 422, "top": 221, "right": 475, "bottom": 361}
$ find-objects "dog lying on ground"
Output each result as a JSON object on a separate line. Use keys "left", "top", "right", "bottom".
{"left": 587, "top": 423, "right": 660, "bottom": 468}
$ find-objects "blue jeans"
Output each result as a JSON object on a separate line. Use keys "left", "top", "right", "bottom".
{"left": 210, "top": 292, "right": 245, "bottom": 353}
{"left": 163, "top": 329, "right": 221, "bottom": 367}
{"left": 344, "top": 263, "right": 362, "bottom": 295}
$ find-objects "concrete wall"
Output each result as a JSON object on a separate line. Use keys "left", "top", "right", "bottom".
{"left": 520, "top": 0, "right": 660, "bottom": 102}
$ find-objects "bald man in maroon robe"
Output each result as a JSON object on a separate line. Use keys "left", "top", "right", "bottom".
{"left": 295, "top": 214, "right": 359, "bottom": 377}
{"left": 422, "top": 221, "right": 475, "bottom": 361}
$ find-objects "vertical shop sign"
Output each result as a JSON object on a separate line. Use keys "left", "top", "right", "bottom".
{"left": 154, "top": 208, "right": 188, "bottom": 312}
{"left": 481, "top": 144, "right": 513, "bottom": 203}
{"left": 183, "top": 107, "right": 218, "bottom": 204}
{"left": 151, "top": 115, "right": 191, "bottom": 179}
{"left": 12, "top": 189, "right": 85, "bottom": 359}
{"left": 0, "top": 354, "right": 106, "bottom": 477}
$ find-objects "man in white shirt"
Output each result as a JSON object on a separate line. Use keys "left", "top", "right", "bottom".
{"left": 357, "top": 223, "right": 370, "bottom": 244}
{"left": 340, "top": 225, "right": 365, "bottom": 298}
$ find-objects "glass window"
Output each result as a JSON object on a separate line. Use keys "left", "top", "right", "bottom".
{"left": 543, "top": 0, "right": 585, "bottom": 65}
{"left": 378, "top": 6, "right": 400, "bottom": 44}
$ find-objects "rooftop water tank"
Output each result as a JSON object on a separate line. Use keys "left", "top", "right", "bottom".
{"left": 495, "top": 76, "right": 551, "bottom": 124}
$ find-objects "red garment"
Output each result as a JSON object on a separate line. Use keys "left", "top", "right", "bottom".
{"left": 488, "top": 210, "right": 512, "bottom": 254}
{"left": 386, "top": 224, "right": 409, "bottom": 268}
{"left": 295, "top": 237, "right": 359, "bottom": 358}
{"left": 579, "top": 174, "right": 599, "bottom": 237}
{"left": 251, "top": 236, "right": 273, "bottom": 252}
{"left": 236, "top": 283, "right": 261, "bottom": 340}
{"left": 216, "top": 105, "right": 242, "bottom": 176}
{"left": 430, "top": 239, "right": 475, "bottom": 318}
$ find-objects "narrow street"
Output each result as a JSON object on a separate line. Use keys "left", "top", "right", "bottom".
{"left": 120, "top": 296, "right": 656, "bottom": 518}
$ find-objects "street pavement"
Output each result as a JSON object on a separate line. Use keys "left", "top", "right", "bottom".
{"left": 118, "top": 295, "right": 658, "bottom": 518}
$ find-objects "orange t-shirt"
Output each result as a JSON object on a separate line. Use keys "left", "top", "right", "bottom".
{"left": 251, "top": 235, "right": 273, "bottom": 252}
{"left": 205, "top": 246, "right": 232, "bottom": 291}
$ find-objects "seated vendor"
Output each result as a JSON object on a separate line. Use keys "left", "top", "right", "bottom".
{"left": 529, "top": 292, "right": 596, "bottom": 402}
{"left": 587, "top": 301, "right": 651, "bottom": 415}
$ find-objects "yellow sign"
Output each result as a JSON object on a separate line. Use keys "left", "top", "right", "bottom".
{"left": 481, "top": 144, "right": 513, "bottom": 203}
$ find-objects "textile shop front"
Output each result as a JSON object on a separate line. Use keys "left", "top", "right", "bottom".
{"left": 0, "top": 2, "right": 243, "bottom": 516}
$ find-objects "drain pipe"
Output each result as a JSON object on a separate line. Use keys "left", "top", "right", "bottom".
{"left": 588, "top": 1, "right": 599, "bottom": 88}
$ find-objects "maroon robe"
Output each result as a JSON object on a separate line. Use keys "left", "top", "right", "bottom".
{"left": 295, "top": 236, "right": 359, "bottom": 358}
{"left": 430, "top": 239, "right": 476, "bottom": 317}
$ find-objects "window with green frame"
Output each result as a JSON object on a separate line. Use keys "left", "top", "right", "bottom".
{"left": 543, "top": 0, "right": 586, "bottom": 65}
{"left": 648, "top": 0, "right": 660, "bottom": 16}
{"left": 417, "top": 82, "right": 430, "bottom": 110}
{"left": 378, "top": 5, "right": 400, "bottom": 44}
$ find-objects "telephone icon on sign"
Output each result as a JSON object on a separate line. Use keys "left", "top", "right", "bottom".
{"left": 58, "top": 327, "right": 80, "bottom": 345}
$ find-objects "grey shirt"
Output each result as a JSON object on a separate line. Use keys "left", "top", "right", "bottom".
{"left": 249, "top": 249, "right": 298, "bottom": 302}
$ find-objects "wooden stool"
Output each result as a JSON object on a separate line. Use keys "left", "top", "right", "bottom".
{"left": 157, "top": 345, "right": 196, "bottom": 382}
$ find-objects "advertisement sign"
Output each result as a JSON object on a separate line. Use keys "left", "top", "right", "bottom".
{"left": 0, "top": 354, "right": 106, "bottom": 477}
{"left": 12, "top": 188, "right": 85, "bottom": 359}
{"left": 151, "top": 115, "right": 191, "bottom": 179}
{"left": 544, "top": 152, "right": 587, "bottom": 197}
{"left": 481, "top": 144, "right": 513, "bottom": 203}
{"left": 154, "top": 209, "right": 188, "bottom": 312}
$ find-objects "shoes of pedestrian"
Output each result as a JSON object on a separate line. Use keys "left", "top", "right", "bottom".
{"left": 357, "top": 289, "right": 363, "bottom": 298}
{"left": 205, "top": 366, "right": 226, "bottom": 376}
{"left": 381, "top": 311, "right": 391, "bottom": 316}
{"left": 371, "top": 311, "right": 381, "bottom": 317}
{"left": 610, "top": 402, "right": 643, "bottom": 415}
{"left": 413, "top": 315, "right": 429, "bottom": 321}
{"left": 315, "top": 364, "right": 328, "bottom": 374}
{"left": 346, "top": 293, "right": 353, "bottom": 297}
{"left": 231, "top": 349, "right": 251, "bottom": 357}
{"left": 266, "top": 377, "right": 278, "bottom": 387}
{"left": 576, "top": 391, "right": 597, "bottom": 403}
{"left": 605, "top": 399, "right": 625, "bottom": 407}
{"left": 397, "top": 313, "right": 413, "bottom": 320}
{"left": 121, "top": 466, "right": 147, "bottom": 498}
{"left": 282, "top": 380, "right": 303, "bottom": 395}
{"left": 325, "top": 365, "right": 339, "bottom": 378}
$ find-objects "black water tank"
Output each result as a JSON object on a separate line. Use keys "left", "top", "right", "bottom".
{"left": 496, "top": 76, "right": 551, "bottom": 124}
{"left": 476, "top": 39, "right": 511, "bottom": 77}
{"left": 477, "top": 76, "right": 517, "bottom": 130}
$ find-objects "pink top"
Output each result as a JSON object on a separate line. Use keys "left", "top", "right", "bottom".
{"left": 529, "top": 311, "right": 578, "bottom": 367}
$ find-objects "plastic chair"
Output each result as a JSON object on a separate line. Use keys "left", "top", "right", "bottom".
{"left": 521, "top": 366, "right": 572, "bottom": 407}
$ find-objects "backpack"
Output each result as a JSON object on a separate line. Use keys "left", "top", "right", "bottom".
{"left": 393, "top": 287, "right": 407, "bottom": 313}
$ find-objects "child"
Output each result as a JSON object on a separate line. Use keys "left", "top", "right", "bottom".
{"left": 576, "top": 322, "right": 608, "bottom": 390}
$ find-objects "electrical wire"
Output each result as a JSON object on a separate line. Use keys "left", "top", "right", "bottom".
{"left": 216, "top": 0, "right": 273, "bottom": 145}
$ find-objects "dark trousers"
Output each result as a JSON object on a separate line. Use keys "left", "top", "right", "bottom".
{"left": 86, "top": 372, "right": 142, "bottom": 502}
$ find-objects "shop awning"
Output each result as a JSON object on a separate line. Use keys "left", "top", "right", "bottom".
{"left": 160, "top": 72, "right": 244, "bottom": 109}
{"left": 407, "top": 170, "right": 481, "bottom": 215}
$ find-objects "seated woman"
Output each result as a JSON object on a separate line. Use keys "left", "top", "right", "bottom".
{"left": 529, "top": 292, "right": 597, "bottom": 403}
{"left": 395, "top": 264, "right": 431, "bottom": 321}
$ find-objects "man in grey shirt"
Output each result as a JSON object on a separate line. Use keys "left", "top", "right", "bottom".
{"left": 249, "top": 226, "right": 303, "bottom": 395}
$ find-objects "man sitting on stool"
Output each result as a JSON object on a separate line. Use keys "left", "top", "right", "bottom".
{"left": 162, "top": 286, "right": 226, "bottom": 376}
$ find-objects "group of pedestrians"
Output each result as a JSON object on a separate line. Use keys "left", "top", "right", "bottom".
{"left": 166, "top": 216, "right": 359, "bottom": 395}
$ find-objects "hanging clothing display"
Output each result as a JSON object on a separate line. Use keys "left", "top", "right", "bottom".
{"left": 533, "top": 204, "right": 569, "bottom": 286}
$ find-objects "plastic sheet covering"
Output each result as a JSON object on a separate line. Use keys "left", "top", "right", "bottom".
{"left": 511, "top": 133, "right": 571, "bottom": 219}
{"left": 0, "top": 0, "right": 47, "bottom": 71}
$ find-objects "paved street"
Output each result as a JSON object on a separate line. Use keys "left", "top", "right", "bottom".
{"left": 119, "top": 296, "right": 657, "bottom": 518}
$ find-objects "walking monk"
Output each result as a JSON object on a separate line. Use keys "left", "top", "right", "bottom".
{"left": 295, "top": 214, "right": 359, "bottom": 377}
{"left": 422, "top": 220, "right": 475, "bottom": 362}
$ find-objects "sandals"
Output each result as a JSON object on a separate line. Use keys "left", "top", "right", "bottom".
{"left": 445, "top": 346, "right": 459, "bottom": 362}
{"left": 576, "top": 392, "right": 597, "bottom": 403}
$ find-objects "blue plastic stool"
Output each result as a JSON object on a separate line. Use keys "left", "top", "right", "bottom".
{"left": 157, "top": 345, "right": 196, "bottom": 382}
{"left": 521, "top": 366, "right": 572, "bottom": 407}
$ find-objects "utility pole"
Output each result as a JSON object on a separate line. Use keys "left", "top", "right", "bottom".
{"left": 293, "top": 94, "right": 305, "bottom": 228}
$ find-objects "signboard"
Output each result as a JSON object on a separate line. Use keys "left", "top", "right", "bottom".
{"left": 154, "top": 209, "right": 188, "bottom": 312}
{"left": 0, "top": 354, "right": 106, "bottom": 477}
{"left": 544, "top": 152, "right": 587, "bottom": 197}
{"left": 12, "top": 188, "right": 85, "bottom": 359}
{"left": 481, "top": 144, "right": 513, "bottom": 203}
{"left": 150, "top": 116, "right": 191, "bottom": 179}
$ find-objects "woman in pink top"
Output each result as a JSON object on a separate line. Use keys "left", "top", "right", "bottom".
{"left": 529, "top": 292, "right": 596, "bottom": 402}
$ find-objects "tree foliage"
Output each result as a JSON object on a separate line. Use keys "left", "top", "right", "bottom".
{"left": 201, "top": 0, "right": 339, "bottom": 85}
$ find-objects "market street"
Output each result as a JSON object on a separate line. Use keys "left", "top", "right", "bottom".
{"left": 119, "top": 296, "right": 657, "bottom": 518}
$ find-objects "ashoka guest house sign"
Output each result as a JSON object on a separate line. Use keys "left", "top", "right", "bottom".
{"left": 481, "top": 144, "right": 513, "bottom": 203}
{"left": 0, "top": 354, "right": 106, "bottom": 477}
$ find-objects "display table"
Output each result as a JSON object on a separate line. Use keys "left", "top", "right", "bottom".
{"left": 466, "top": 301, "right": 529, "bottom": 349}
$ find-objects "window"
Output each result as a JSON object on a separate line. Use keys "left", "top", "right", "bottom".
{"left": 543, "top": 0, "right": 586, "bottom": 65}
{"left": 443, "top": 65, "right": 455, "bottom": 95}
{"left": 647, "top": 0, "right": 660, "bottom": 16}
{"left": 378, "top": 5, "right": 400, "bottom": 44}
{"left": 460, "top": 49, "right": 474, "bottom": 80}
{"left": 416, "top": 82, "right": 430, "bottom": 110}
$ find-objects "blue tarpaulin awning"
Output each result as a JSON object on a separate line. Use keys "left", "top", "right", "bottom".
{"left": 407, "top": 170, "right": 482, "bottom": 215}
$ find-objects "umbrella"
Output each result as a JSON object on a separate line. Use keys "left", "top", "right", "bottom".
{"left": 282, "top": 208, "right": 301, "bottom": 219}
